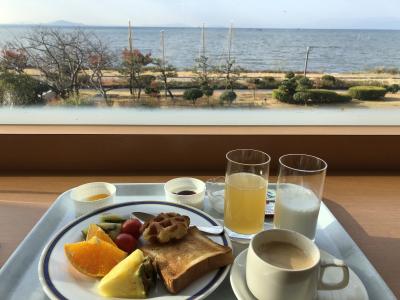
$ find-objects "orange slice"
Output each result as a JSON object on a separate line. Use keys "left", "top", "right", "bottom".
{"left": 86, "top": 224, "right": 117, "bottom": 247}
{"left": 64, "top": 237, "right": 127, "bottom": 277}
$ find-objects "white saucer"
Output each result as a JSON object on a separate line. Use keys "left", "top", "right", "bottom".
{"left": 230, "top": 249, "right": 369, "bottom": 300}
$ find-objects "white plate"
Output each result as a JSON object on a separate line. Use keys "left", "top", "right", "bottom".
{"left": 230, "top": 249, "right": 369, "bottom": 300}
{"left": 38, "top": 200, "right": 232, "bottom": 300}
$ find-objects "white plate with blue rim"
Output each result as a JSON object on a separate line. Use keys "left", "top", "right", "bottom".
{"left": 38, "top": 200, "right": 232, "bottom": 300}
{"left": 230, "top": 249, "right": 369, "bottom": 300}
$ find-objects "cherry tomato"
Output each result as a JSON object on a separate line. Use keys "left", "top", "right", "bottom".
{"left": 122, "top": 218, "right": 142, "bottom": 239}
{"left": 115, "top": 233, "right": 137, "bottom": 253}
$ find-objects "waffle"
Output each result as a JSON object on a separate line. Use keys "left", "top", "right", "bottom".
{"left": 141, "top": 212, "right": 190, "bottom": 244}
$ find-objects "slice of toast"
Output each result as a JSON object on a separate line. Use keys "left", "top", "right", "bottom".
{"left": 140, "top": 226, "right": 233, "bottom": 294}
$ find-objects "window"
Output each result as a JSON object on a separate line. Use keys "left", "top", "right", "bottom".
{"left": 0, "top": 0, "right": 399, "bottom": 125}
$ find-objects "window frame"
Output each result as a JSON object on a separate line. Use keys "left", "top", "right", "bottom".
{"left": 1, "top": 125, "right": 399, "bottom": 173}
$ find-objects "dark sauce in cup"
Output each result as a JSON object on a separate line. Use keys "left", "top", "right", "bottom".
{"left": 174, "top": 190, "right": 196, "bottom": 195}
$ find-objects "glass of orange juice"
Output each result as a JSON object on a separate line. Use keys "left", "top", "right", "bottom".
{"left": 224, "top": 149, "right": 270, "bottom": 239}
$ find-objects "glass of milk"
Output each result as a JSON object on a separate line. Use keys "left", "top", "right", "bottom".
{"left": 274, "top": 154, "right": 327, "bottom": 240}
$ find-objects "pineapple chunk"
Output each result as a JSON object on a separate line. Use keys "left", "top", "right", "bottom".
{"left": 98, "top": 249, "right": 147, "bottom": 298}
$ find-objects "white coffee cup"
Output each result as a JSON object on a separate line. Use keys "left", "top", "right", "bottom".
{"left": 246, "top": 229, "right": 349, "bottom": 300}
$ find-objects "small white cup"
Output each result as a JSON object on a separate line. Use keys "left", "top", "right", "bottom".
{"left": 246, "top": 229, "right": 349, "bottom": 300}
{"left": 164, "top": 177, "right": 206, "bottom": 210}
{"left": 206, "top": 176, "right": 225, "bottom": 214}
{"left": 71, "top": 182, "right": 116, "bottom": 217}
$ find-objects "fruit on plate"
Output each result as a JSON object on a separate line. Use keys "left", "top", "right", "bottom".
{"left": 100, "top": 213, "right": 127, "bottom": 223}
{"left": 98, "top": 249, "right": 156, "bottom": 298}
{"left": 81, "top": 223, "right": 122, "bottom": 241}
{"left": 64, "top": 236, "right": 127, "bottom": 277}
{"left": 121, "top": 218, "right": 142, "bottom": 239}
{"left": 86, "top": 224, "right": 117, "bottom": 247}
{"left": 115, "top": 233, "right": 138, "bottom": 253}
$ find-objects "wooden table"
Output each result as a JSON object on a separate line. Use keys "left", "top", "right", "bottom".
{"left": 0, "top": 174, "right": 399, "bottom": 297}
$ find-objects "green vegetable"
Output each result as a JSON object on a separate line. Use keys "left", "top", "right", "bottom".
{"left": 100, "top": 214, "right": 127, "bottom": 223}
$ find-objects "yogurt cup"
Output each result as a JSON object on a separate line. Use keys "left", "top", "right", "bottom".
{"left": 71, "top": 182, "right": 116, "bottom": 217}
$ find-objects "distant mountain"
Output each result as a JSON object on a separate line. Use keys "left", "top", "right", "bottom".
{"left": 45, "top": 20, "right": 86, "bottom": 27}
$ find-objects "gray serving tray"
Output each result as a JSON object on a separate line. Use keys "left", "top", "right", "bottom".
{"left": 0, "top": 183, "right": 396, "bottom": 300}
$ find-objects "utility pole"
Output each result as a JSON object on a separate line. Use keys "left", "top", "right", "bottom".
{"left": 128, "top": 20, "right": 133, "bottom": 53}
{"left": 227, "top": 23, "right": 233, "bottom": 62}
{"left": 200, "top": 23, "right": 206, "bottom": 58}
{"left": 304, "top": 46, "right": 311, "bottom": 77}
{"left": 199, "top": 23, "right": 207, "bottom": 76}
{"left": 161, "top": 30, "right": 166, "bottom": 70}
{"left": 127, "top": 20, "right": 135, "bottom": 97}
{"left": 160, "top": 30, "right": 167, "bottom": 98}
{"left": 226, "top": 23, "right": 234, "bottom": 91}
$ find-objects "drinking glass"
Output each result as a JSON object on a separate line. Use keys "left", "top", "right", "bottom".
{"left": 274, "top": 154, "right": 327, "bottom": 240}
{"left": 224, "top": 149, "right": 270, "bottom": 239}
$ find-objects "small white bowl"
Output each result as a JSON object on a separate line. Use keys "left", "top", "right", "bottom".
{"left": 70, "top": 182, "right": 116, "bottom": 217}
{"left": 164, "top": 177, "right": 206, "bottom": 210}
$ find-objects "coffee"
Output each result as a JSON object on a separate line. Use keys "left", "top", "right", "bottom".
{"left": 258, "top": 241, "right": 313, "bottom": 270}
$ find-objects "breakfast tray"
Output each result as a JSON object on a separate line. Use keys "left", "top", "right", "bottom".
{"left": 0, "top": 183, "right": 396, "bottom": 300}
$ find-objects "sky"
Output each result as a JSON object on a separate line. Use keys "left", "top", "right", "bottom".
{"left": 0, "top": 0, "right": 400, "bottom": 29}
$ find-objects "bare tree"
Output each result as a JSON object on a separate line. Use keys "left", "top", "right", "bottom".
{"left": 219, "top": 57, "right": 241, "bottom": 91}
{"left": 194, "top": 24, "right": 214, "bottom": 103}
{"left": 15, "top": 28, "right": 89, "bottom": 98}
{"left": 246, "top": 78, "right": 261, "bottom": 101}
{"left": 152, "top": 30, "right": 176, "bottom": 100}
{"left": 152, "top": 58, "right": 176, "bottom": 99}
{"left": 120, "top": 21, "right": 153, "bottom": 100}
{"left": 85, "top": 37, "right": 115, "bottom": 106}
{"left": 121, "top": 48, "right": 153, "bottom": 100}
{"left": 218, "top": 25, "right": 241, "bottom": 91}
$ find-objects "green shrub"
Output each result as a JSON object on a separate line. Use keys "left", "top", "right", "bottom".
{"left": 385, "top": 84, "right": 400, "bottom": 94}
{"left": 296, "top": 76, "right": 314, "bottom": 91}
{"left": 321, "top": 74, "right": 336, "bottom": 82}
{"left": 263, "top": 76, "right": 276, "bottom": 82}
{"left": 257, "top": 76, "right": 280, "bottom": 89}
{"left": 272, "top": 89, "right": 292, "bottom": 102}
{"left": 144, "top": 80, "right": 161, "bottom": 97}
{"left": 201, "top": 85, "right": 214, "bottom": 98}
{"left": 63, "top": 94, "right": 95, "bottom": 106}
{"left": 317, "top": 79, "right": 347, "bottom": 89}
{"left": 348, "top": 86, "right": 387, "bottom": 100}
{"left": 220, "top": 90, "right": 237, "bottom": 104}
{"left": 140, "top": 75, "right": 156, "bottom": 88}
{"left": 231, "top": 81, "right": 248, "bottom": 89}
{"left": 272, "top": 75, "right": 298, "bottom": 102}
{"left": 169, "top": 79, "right": 248, "bottom": 90}
{"left": 0, "top": 81, "right": 6, "bottom": 103}
{"left": 0, "top": 72, "right": 49, "bottom": 106}
{"left": 164, "top": 80, "right": 198, "bottom": 89}
{"left": 183, "top": 88, "right": 203, "bottom": 104}
{"left": 292, "top": 89, "right": 352, "bottom": 104}
{"left": 285, "top": 72, "right": 295, "bottom": 79}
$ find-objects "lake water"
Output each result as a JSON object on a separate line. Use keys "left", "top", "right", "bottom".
{"left": 1, "top": 25, "right": 400, "bottom": 72}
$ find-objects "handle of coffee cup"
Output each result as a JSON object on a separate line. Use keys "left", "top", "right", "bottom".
{"left": 318, "top": 257, "right": 350, "bottom": 291}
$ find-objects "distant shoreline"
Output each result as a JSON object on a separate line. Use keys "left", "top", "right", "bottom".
{"left": 1, "top": 24, "right": 400, "bottom": 31}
